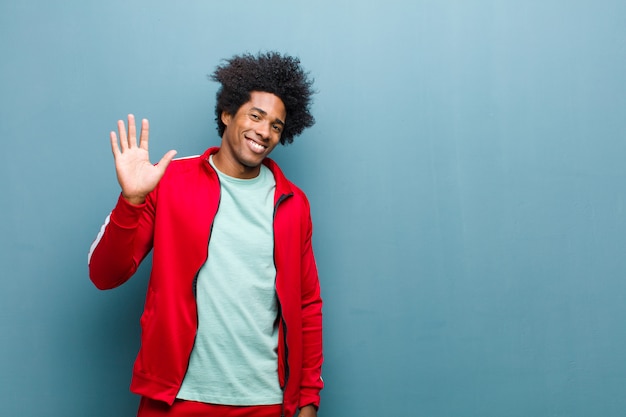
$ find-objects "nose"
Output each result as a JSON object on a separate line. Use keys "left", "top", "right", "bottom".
{"left": 255, "top": 121, "right": 271, "bottom": 140}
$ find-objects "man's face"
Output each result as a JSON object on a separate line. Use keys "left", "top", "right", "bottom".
{"left": 216, "top": 91, "right": 286, "bottom": 179}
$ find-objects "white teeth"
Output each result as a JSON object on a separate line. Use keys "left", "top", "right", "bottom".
{"left": 248, "top": 140, "right": 264, "bottom": 151}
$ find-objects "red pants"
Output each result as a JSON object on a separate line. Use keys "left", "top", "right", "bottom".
{"left": 137, "top": 397, "right": 283, "bottom": 417}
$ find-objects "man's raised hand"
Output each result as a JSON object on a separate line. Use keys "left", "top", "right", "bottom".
{"left": 110, "top": 114, "right": 177, "bottom": 205}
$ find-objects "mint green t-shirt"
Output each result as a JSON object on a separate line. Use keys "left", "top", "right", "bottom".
{"left": 176, "top": 157, "right": 282, "bottom": 405}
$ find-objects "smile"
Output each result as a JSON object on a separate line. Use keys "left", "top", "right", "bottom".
{"left": 247, "top": 138, "right": 267, "bottom": 153}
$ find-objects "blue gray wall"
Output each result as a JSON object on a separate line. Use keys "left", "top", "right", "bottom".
{"left": 1, "top": 1, "right": 625, "bottom": 416}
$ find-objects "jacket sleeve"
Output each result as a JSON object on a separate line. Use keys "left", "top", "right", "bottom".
{"left": 88, "top": 193, "right": 156, "bottom": 290}
{"left": 298, "top": 200, "right": 324, "bottom": 409}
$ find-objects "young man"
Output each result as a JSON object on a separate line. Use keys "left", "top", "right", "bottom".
{"left": 88, "top": 52, "right": 323, "bottom": 417}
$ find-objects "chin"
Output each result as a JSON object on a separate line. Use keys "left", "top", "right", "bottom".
{"left": 241, "top": 153, "right": 266, "bottom": 167}
{"left": 241, "top": 158, "right": 263, "bottom": 168}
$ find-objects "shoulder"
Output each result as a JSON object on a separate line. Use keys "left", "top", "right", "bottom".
{"left": 265, "top": 161, "right": 313, "bottom": 222}
{"left": 159, "top": 153, "right": 213, "bottom": 183}
{"left": 165, "top": 154, "right": 203, "bottom": 172}
{"left": 287, "top": 180, "right": 310, "bottom": 206}
{"left": 162, "top": 147, "right": 219, "bottom": 176}
{"left": 264, "top": 159, "right": 309, "bottom": 199}
{"left": 154, "top": 153, "right": 217, "bottom": 197}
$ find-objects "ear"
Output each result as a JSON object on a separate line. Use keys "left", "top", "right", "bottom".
{"left": 221, "top": 111, "right": 232, "bottom": 126}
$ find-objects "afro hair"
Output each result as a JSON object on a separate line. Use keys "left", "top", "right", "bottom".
{"left": 211, "top": 51, "right": 315, "bottom": 145}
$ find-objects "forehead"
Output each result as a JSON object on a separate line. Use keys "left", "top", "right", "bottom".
{"left": 243, "top": 91, "right": 286, "bottom": 119}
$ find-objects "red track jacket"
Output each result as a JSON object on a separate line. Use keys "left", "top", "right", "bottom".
{"left": 88, "top": 147, "right": 323, "bottom": 417}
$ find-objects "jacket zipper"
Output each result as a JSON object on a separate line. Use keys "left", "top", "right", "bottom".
{"left": 274, "top": 192, "right": 292, "bottom": 417}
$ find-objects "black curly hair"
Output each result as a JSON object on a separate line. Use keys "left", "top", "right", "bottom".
{"left": 211, "top": 51, "right": 315, "bottom": 145}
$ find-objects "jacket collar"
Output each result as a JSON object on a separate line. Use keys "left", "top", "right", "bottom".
{"left": 201, "top": 147, "right": 294, "bottom": 199}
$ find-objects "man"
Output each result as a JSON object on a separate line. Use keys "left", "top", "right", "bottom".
{"left": 88, "top": 52, "right": 323, "bottom": 417}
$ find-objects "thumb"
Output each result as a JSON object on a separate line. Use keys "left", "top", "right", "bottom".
{"left": 156, "top": 150, "right": 178, "bottom": 173}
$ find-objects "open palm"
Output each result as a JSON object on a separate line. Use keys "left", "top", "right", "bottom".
{"left": 110, "top": 114, "right": 177, "bottom": 205}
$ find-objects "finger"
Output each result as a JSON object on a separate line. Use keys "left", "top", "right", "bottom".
{"left": 117, "top": 119, "right": 128, "bottom": 151}
{"left": 139, "top": 118, "right": 150, "bottom": 151}
{"left": 127, "top": 114, "right": 136, "bottom": 148}
{"left": 110, "top": 131, "right": 120, "bottom": 157}
{"left": 155, "top": 150, "right": 178, "bottom": 174}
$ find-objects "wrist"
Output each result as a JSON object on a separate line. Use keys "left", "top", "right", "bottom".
{"left": 122, "top": 193, "right": 146, "bottom": 205}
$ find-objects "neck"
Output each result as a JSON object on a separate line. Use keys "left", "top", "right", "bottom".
{"left": 212, "top": 149, "right": 261, "bottom": 179}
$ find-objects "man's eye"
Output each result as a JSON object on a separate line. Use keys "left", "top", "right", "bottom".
{"left": 273, "top": 125, "right": 282, "bottom": 133}
{"left": 250, "top": 113, "right": 260, "bottom": 120}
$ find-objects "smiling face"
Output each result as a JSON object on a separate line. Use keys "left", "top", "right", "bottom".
{"left": 213, "top": 91, "right": 287, "bottom": 179}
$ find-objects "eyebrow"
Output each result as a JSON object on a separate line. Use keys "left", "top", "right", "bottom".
{"left": 251, "top": 107, "right": 285, "bottom": 126}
